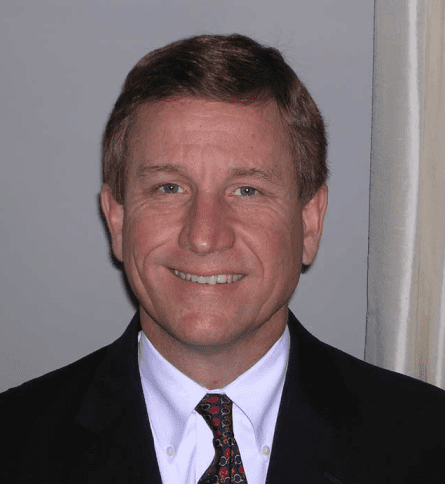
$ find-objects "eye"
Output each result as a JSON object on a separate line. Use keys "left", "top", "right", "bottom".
{"left": 158, "top": 183, "right": 184, "bottom": 194}
{"left": 233, "top": 186, "right": 258, "bottom": 197}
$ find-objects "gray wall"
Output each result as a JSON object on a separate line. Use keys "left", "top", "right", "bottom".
{"left": 0, "top": 0, "right": 374, "bottom": 392}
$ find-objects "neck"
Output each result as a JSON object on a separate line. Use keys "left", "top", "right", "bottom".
{"left": 140, "top": 309, "right": 288, "bottom": 389}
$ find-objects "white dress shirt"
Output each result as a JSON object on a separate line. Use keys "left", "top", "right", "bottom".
{"left": 138, "top": 326, "right": 289, "bottom": 484}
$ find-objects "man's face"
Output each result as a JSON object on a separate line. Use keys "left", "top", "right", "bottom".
{"left": 102, "top": 98, "right": 326, "bottom": 355}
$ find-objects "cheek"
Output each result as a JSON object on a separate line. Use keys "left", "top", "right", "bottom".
{"left": 122, "top": 215, "right": 155, "bottom": 270}
{"left": 122, "top": 211, "right": 182, "bottom": 272}
{"left": 271, "top": 229, "right": 302, "bottom": 275}
{"left": 271, "top": 213, "right": 303, "bottom": 276}
{"left": 124, "top": 210, "right": 166, "bottom": 247}
{"left": 289, "top": 217, "right": 304, "bottom": 263}
{"left": 244, "top": 213, "right": 303, "bottom": 272}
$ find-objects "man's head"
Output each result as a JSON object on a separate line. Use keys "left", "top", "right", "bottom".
{"left": 100, "top": 34, "right": 328, "bottom": 378}
{"left": 102, "top": 34, "right": 328, "bottom": 207}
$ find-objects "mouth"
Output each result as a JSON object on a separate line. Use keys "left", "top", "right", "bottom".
{"left": 171, "top": 269, "right": 245, "bottom": 285}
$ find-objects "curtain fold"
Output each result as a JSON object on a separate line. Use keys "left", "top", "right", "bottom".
{"left": 366, "top": 0, "right": 445, "bottom": 388}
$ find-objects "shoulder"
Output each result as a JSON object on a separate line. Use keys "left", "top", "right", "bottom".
{"left": 287, "top": 312, "right": 445, "bottom": 434}
{"left": 0, "top": 346, "right": 111, "bottom": 482}
{"left": 289, "top": 311, "right": 445, "bottom": 397}
{"left": 286, "top": 314, "right": 445, "bottom": 480}
{"left": 1, "top": 312, "right": 140, "bottom": 434}
{"left": 328, "top": 345, "right": 445, "bottom": 478}
{"left": 322, "top": 333, "right": 445, "bottom": 410}
{"left": 0, "top": 346, "right": 109, "bottom": 429}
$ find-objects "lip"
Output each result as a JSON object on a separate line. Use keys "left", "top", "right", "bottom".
{"left": 170, "top": 268, "right": 245, "bottom": 284}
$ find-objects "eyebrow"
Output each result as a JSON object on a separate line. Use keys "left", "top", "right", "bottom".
{"left": 136, "top": 163, "right": 187, "bottom": 178}
{"left": 136, "top": 163, "right": 280, "bottom": 183}
{"left": 228, "top": 167, "right": 279, "bottom": 183}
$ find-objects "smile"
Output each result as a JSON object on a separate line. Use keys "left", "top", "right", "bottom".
{"left": 172, "top": 269, "right": 244, "bottom": 285}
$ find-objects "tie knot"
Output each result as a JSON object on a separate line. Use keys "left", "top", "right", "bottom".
{"left": 195, "top": 393, "right": 233, "bottom": 437}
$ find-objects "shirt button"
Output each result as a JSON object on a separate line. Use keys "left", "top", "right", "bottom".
{"left": 262, "top": 446, "right": 271, "bottom": 456}
{"left": 166, "top": 447, "right": 175, "bottom": 456}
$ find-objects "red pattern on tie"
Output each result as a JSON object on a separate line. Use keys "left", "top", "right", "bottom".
{"left": 195, "top": 394, "right": 248, "bottom": 483}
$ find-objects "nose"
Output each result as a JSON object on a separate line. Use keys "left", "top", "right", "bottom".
{"left": 179, "top": 193, "right": 235, "bottom": 255}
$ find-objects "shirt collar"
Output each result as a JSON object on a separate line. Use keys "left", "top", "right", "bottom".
{"left": 138, "top": 326, "right": 289, "bottom": 450}
{"left": 223, "top": 325, "right": 289, "bottom": 445}
{"left": 138, "top": 332, "right": 207, "bottom": 451}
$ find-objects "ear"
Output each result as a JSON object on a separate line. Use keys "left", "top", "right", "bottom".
{"left": 100, "top": 183, "right": 124, "bottom": 262}
{"left": 302, "top": 184, "right": 328, "bottom": 266}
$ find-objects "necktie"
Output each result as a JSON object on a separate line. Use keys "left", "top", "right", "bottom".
{"left": 195, "top": 393, "right": 248, "bottom": 484}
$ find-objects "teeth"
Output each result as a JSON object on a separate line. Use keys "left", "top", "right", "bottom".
{"left": 216, "top": 274, "right": 227, "bottom": 284}
{"left": 174, "top": 270, "right": 243, "bottom": 284}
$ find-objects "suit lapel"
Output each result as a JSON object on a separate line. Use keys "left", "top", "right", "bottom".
{"left": 266, "top": 311, "right": 368, "bottom": 484}
{"left": 68, "top": 312, "right": 163, "bottom": 484}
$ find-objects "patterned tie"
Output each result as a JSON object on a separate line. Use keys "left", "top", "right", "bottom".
{"left": 195, "top": 394, "right": 248, "bottom": 484}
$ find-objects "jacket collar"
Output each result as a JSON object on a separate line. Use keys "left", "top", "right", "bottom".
{"left": 70, "top": 312, "right": 163, "bottom": 483}
{"left": 74, "top": 312, "right": 143, "bottom": 433}
{"left": 266, "top": 310, "right": 367, "bottom": 484}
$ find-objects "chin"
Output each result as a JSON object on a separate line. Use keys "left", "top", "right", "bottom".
{"left": 167, "top": 311, "right": 245, "bottom": 348}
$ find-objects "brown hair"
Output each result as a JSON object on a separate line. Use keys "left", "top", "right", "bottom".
{"left": 102, "top": 34, "right": 328, "bottom": 205}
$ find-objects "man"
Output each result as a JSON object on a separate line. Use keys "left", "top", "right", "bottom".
{"left": 1, "top": 34, "right": 445, "bottom": 484}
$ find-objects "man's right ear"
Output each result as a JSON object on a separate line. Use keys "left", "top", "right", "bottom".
{"left": 100, "top": 183, "right": 124, "bottom": 262}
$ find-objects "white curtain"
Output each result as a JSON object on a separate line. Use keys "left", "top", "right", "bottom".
{"left": 366, "top": 0, "right": 445, "bottom": 388}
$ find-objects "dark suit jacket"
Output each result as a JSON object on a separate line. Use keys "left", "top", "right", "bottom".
{"left": 2, "top": 311, "right": 445, "bottom": 483}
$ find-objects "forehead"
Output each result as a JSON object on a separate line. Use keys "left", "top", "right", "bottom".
{"left": 127, "top": 98, "right": 293, "bottom": 177}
